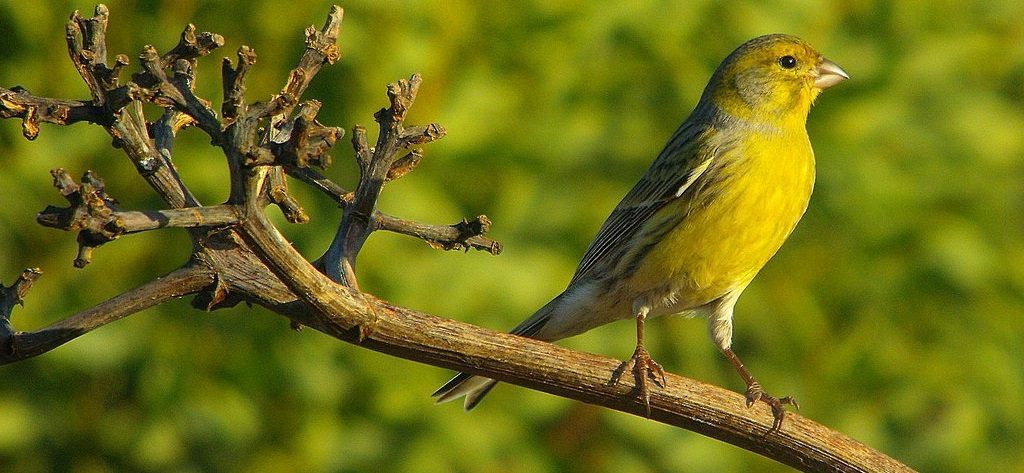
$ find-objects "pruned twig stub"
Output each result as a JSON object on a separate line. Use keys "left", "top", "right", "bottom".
{"left": 252, "top": 100, "right": 344, "bottom": 169}
{"left": 37, "top": 169, "right": 123, "bottom": 267}
{"left": 0, "top": 5, "right": 909, "bottom": 471}
{"left": 1, "top": 268, "right": 43, "bottom": 354}
{"left": 163, "top": 24, "right": 224, "bottom": 67}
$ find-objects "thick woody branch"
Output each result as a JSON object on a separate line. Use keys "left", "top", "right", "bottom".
{"left": 236, "top": 207, "right": 908, "bottom": 473}
{"left": 347, "top": 304, "right": 910, "bottom": 473}
{"left": 369, "top": 306, "right": 912, "bottom": 473}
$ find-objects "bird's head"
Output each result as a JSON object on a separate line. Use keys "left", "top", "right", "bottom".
{"left": 704, "top": 34, "right": 848, "bottom": 129}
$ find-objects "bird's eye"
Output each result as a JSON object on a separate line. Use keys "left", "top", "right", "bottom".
{"left": 778, "top": 55, "right": 797, "bottom": 69}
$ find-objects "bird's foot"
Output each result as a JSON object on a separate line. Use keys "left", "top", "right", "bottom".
{"left": 744, "top": 382, "right": 799, "bottom": 432}
{"left": 611, "top": 345, "right": 666, "bottom": 416}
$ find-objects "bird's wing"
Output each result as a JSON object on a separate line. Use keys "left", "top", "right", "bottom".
{"left": 568, "top": 121, "right": 716, "bottom": 285}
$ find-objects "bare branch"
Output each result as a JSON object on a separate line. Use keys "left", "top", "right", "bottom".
{"left": 350, "top": 125, "right": 371, "bottom": 170}
{"left": 39, "top": 206, "right": 240, "bottom": 233}
{"left": 222, "top": 46, "right": 256, "bottom": 121}
{"left": 238, "top": 204, "right": 372, "bottom": 332}
{"left": 266, "top": 167, "right": 310, "bottom": 224}
{"left": 247, "top": 6, "right": 342, "bottom": 121}
{"left": 134, "top": 44, "right": 222, "bottom": 143}
{"left": 287, "top": 6, "right": 343, "bottom": 104}
{"left": 376, "top": 214, "right": 503, "bottom": 254}
{"left": 354, "top": 304, "right": 913, "bottom": 473}
{"left": 0, "top": 87, "right": 108, "bottom": 138}
{"left": 283, "top": 166, "right": 501, "bottom": 253}
{"left": 57, "top": 7, "right": 197, "bottom": 208}
{"left": 66, "top": 5, "right": 115, "bottom": 104}
{"left": 285, "top": 166, "right": 352, "bottom": 205}
{"left": 36, "top": 170, "right": 240, "bottom": 266}
{"left": 320, "top": 74, "right": 449, "bottom": 286}
{"left": 35, "top": 169, "right": 124, "bottom": 267}
{"left": 234, "top": 204, "right": 910, "bottom": 472}
{"left": 0, "top": 266, "right": 214, "bottom": 363}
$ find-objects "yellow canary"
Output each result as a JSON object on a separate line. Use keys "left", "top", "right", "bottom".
{"left": 434, "top": 34, "right": 848, "bottom": 428}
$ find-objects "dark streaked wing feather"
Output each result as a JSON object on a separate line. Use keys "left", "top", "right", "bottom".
{"left": 569, "top": 120, "right": 715, "bottom": 285}
{"left": 432, "top": 371, "right": 474, "bottom": 397}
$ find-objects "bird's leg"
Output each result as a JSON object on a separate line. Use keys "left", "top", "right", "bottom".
{"left": 721, "top": 347, "right": 798, "bottom": 431}
{"left": 611, "top": 306, "right": 666, "bottom": 416}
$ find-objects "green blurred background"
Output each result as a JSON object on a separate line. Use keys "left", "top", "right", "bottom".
{"left": 1, "top": 1, "right": 1022, "bottom": 471}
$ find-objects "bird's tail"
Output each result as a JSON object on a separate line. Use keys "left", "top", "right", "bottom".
{"left": 431, "top": 372, "right": 499, "bottom": 410}
{"left": 431, "top": 294, "right": 564, "bottom": 409}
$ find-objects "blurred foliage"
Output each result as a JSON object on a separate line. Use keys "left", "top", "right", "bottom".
{"left": 1, "top": 0, "right": 1022, "bottom": 472}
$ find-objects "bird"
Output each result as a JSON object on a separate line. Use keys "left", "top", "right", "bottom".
{"left": 433, "top": 33, "right": 848, "bottom": 430}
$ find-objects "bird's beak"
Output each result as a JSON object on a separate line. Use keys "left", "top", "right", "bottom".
{"left": 814, "top": 57, "right": 849, "bottom": 89}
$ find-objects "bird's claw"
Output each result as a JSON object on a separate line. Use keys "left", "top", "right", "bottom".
{"left": 611, "top": 345, "right": 666, "bottom": 417}
{"left": 744, "top": 382, "right": 798, "bottom": 432}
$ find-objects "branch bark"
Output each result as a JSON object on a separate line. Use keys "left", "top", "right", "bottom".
{"left": 208, "top": 200, "right": 923, "bottom": 472}
{"left": 1, "top": 266, "right": 214, "bottom": 361}
{"left": 0, "top": 4, "right": 912, "bottom": 472}
{"left": 305, "top": 295, "right": 912, "bottom": 473}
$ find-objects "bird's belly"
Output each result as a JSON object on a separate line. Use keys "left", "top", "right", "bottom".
{"left": 628, "top": 137, "right": 815, "bottom": 312}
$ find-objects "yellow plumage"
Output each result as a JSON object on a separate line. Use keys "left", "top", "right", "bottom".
{"left": 435, "top": 34, "right": 847, "bottom": 429}
{"left": 634, "top": 128, "right": 815, "bottom": 308}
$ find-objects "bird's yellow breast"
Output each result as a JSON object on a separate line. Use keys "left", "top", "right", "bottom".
{"left": 629, "top": 127, "right": 815, "bottom": 310}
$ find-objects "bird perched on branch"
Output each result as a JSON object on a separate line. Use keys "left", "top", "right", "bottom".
{"left": 434, "top": 33, "right": 848, "bottom": 430}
